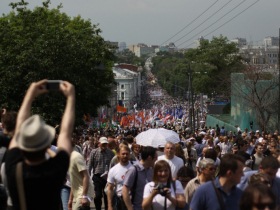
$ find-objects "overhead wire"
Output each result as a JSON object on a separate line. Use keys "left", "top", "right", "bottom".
{"left": 181, "top": 0, "right": 260, "bottom": 48}
{"left": 160, "top": 0, "right": 219, "bottom": 46}
{"left": 176, "top": 0, "right": 249, "bottom": 47}
{"left": 173, "top": 0, "right": 234, "bottom": 44}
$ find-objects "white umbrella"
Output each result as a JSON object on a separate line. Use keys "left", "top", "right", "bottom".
{"left": 136, "top": 128, "right": 180, "bottom": 148}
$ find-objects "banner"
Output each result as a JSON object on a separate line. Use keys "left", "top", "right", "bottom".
{"left": 117, "top": 105, "right": 127, "bottom": 113}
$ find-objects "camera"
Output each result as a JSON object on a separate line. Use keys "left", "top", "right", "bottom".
{"left": 46, "top": 80, "right": 62, "bottom": 90}
{"left": 154, "top": 183, "right": 167, "bottom": 196}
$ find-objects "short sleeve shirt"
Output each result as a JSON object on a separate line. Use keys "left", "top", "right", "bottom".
{"left": 5, "top": 148, "right": 69, "bottom": 210}
{"left": 69, "top": 151, "right": 94, "bottom": 202}
{"left": 107, "top": 162, "right": 132, "bottom": 196}
{"left": 143, "top": 180, "right": 184, "bottom": 210}
{"left": 123, "top": 162, "right": 153, "bottom": 210}
{"left": 190, "top": 178, "right": 243, "bottom": 210}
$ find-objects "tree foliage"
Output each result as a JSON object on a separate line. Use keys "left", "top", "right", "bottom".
{"left": 0, "top": 1, "right": 115, "bottom": 125}
{"left": 152, "top": 52, "right": 188, "bottom": 97}
{"left": 185, "top": 35, "right": 245, "bottom": 96}
{"left": 114, "top": 49, "right": 146, "bottom": 66}
{"left": 152, "top": 36, "right": 245, "bottom": 97}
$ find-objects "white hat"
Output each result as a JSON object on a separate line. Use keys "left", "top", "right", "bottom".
{"left": 99, "top": 137, "right": 109, "bottom": 144}
{"left": 17, "top": 115, "right": 55, "bottom": 152}
{"left": 199, "top": 131, "right": 206, "bottom": 135}
{"left": 256, "top": 130, "right": 260, "bottom": 133}
{"left": 258, "top": 137, "right": 263, "bottom": 142}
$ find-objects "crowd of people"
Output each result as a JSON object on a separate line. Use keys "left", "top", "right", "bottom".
{"left": 0, "top": 79, "right": 280, "bottom": 210}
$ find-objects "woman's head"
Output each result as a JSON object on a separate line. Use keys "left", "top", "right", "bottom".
{"left": 240, "top": 183, "right": 276, "bottom": 210}
{"left": 153, "top": 160, "right": 172, "bottom": 185}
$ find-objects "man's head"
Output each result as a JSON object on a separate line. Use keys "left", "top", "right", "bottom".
{"left": 107, "top": 136, "right": 115, "bottom": 144}
{"left": 99, "top": 136, "right": 109, "bottom": 151}
{"left": 223, "top": 136, "right": 228, "bottom": 143}
{"left": 255, "top": 143, "right": 264, "bottom": 155}
{"left": 1, "top": 111, "right": 17, "bottom": 135}
{"left": 232, "top": 143, "right": 239, "bottom": 154}
{"left": 261, "top": 139, "right": 268, "bottom": 150}
{"left": 238, "top": 140, "right": 249, "bottom": 152}
{"left": 17, "top": 115, "right": 55, "bottom": 153}
{"left": 141, "top": 146, "right": 157, "bottom": 166}
{"left": 219, "top": 153, "right": 245, "bottom": 185}
{"left": 198, "top": 158, "right": 216, "bottom": 180}
{"left": 124, "top": 135, "right": 134, "bottom": 144}
{"left": 269, "top": 141, "right": 277, "bottom": 155}
{"left": 259, "top": 156, "right": 279, "bottom": 180}
{"left": 117, "top": 144, "right": 130, "bottom": 165}
{"left": 204, "top": 147, "right": 217, "bottom": 162}
{"left": 16, "top": 115, "right": 55, "bottom": 161}
{"left": 164, "top": 142, "right": 175, "bottom": 159}
{"left": 201, "top": 147, "right": 208, "bottom": 157}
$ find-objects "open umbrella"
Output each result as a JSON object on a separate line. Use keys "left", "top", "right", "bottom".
{"left": 135, "top": 128, "right": 180, "bottom": 148}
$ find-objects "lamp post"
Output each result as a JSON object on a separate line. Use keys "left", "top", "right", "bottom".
{"left": 187, "top": 62, "right": 195, "bottom": 132}
{"left": 278, "top": 28, "right": 280, "bottom": 131}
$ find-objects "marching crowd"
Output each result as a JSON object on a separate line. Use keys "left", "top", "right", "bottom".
{"left": 0, "top": 80, "right": 280, "bottom": 210}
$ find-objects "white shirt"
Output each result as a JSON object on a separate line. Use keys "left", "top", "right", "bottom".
{"left": 157, "top": 155, "right": 184, "bottom": 179}
{"left": 143, "top": 181, "right": 184, "bottom": 210}
{"left": 107, "top": 162, "right": 132, "bottom": 196}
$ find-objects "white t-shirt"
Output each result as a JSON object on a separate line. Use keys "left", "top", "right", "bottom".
{"left": 276, "top": 168, "right": 280, "bottom": 178}
{"left": 143, "top": 180, "right": 184, "bottom": 210}
{"left": 107, "top": 162, "right": 132, "bottom": 196}
{"left": 157, "top": 155, "right": 184, "bottom": 179}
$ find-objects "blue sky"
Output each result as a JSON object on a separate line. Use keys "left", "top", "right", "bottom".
{"left": 1, "top": 0, "right": 280, "bottom": 47}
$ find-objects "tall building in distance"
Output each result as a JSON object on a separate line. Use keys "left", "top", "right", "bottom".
{"left": 118, "top": 42, "right": 127, "bottom": 52}
{"left": 231, "top": 36, "right": 279, "bottom": 68}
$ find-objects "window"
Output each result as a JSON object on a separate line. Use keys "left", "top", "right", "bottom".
{"left": 121, "top": 84, "right": 125, "bottom": 89}
{"left": 121, "top": 92, "right": 125, "bottom": 100}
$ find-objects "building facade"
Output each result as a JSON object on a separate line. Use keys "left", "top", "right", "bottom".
{"left": 112, "top": 65, "right": 142, "bottom": 111}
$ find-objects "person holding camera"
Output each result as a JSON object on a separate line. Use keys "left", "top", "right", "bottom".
{"left": 142, "top": 160, "right": 186, "bottom": 210}
{"left": 5, "top": 79, "right": 75, "bottom": 210}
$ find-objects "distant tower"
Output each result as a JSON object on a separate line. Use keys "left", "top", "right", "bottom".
{"left": 118, "top": 42, "right": 127, "bottom": 52}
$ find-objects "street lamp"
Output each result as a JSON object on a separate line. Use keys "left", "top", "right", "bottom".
{"left": 187, "top": 62, "right": 195, "bottom": 132}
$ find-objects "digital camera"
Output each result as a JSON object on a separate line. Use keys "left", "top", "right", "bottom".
{"left": 155, "top": 183, "right": 167, "bottom": 196}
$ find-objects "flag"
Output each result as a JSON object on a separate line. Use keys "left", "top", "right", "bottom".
{"left": 117, "top": 105, "right": 127, "bottom": 113}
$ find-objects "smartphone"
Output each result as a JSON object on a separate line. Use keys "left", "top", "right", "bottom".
{"left": 46, "top": 80, "right": 62, "bottom": 90}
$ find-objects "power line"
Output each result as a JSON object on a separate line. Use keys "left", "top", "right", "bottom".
{"left": 160, "top": 0, "right": 219, "bottom": 46}
{"left": 176, "top": 0, "right": 250, "bottom": 47}
{"left": 173, "top": 0, "right": 234, "bottom": 44}
{"left": 204, "top": 0, "right": 260, "bottom": 38}
{"left": 181, "top": 0, "right": 260, "bottom": 48}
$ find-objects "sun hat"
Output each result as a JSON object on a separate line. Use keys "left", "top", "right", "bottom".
{"left": 199, "top": 131, "right": 206, "bottom": 135}
{"left": 99, "top": 137, "right": 109, "bottom": 144}
{"left": 17, "top": 115, "right": 55, "bottom": 152}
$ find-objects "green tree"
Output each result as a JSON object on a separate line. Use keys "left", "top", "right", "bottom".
{"left": 152, "top": 52, "right": 188, "bottom": 97}
{"left": 114, "top": 48, "right": 146, "bottom": 66}
{"left": 185, "top": 35, "right": 244, "bottom": 96}
{"left": 0, "top": 1, "right": 115, "bottom": 124}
